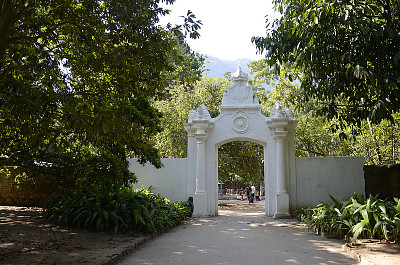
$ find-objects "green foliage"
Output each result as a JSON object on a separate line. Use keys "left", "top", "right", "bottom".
{"left": 218, "top": 141, "right": 264, "bottom": 186}
{"left": 250, "top": 60, "right": 353, "bottom": 157}
{"left": 249, "top": 59, "right": 400, "bottom": 163}
{"left": 44, "top": 186, "right": 193, "bottom": 233}
{"left": 351, "top": 113, "right": 400, "bottom": 165}
{"left": 153, "top": 76, "right": 229, "bottom": 158}
{"left": 297, "top": 194, "right": 400, "bottom": 242}
{"left": 0, "top": 0, "right": 204, "bottom": 189}
{"left": 253, "top": 0, "right": 400, "bottom": 127}
{"left": 295, "top": 115, "right": 353, "bottom": 157}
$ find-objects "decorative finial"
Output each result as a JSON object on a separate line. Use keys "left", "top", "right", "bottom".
{"left": 276, "top": 103, "right": 283, "bottom": 117}
{"left": 194, "top": 103, "right": 211, "bottom": 120}
{"left": 230, "top": 66, "right": 248, "bottom": 81}
{"left": 197, "top": 105, "right": 205, "bottom": 119}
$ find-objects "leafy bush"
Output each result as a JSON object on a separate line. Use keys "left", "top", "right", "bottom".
{"left": 44, "top": 186, "right": 193, "bottom": 233}
{"left": 297, "top": 194, "right": 400, "bottom": 242}
{"left": 31, "top": 146, "right": 137, "bottom": 192}
{"left": 3, "top": 146, "right": 137, "bottom": 193}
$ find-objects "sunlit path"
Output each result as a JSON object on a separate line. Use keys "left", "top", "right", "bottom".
{"left": 117, "top": 200, "right": 356, "bottom": 265}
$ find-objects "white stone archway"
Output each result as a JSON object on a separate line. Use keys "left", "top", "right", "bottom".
{"left": 184, "top": 68, "right": 297, "bottom": 217}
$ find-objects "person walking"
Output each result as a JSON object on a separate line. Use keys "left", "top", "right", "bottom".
{"left": 246, "top": 186, "right": 252, "bottom": 205}
{"left": 255, "top": 187, "right": 260, "bottom": 201}
{"left": 251, "top": 185, "right": 255, "bottom": 203}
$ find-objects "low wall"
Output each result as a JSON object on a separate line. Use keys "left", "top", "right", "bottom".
{"left": 364, "top": 164, "right": 400, "bottom": 199}
{"left": 128, "top": 156, "right": 366, "bottom": 211}
{"left": 0, "top": 167, "right": 74, "bottom": 206}
{"left": 1, "top": 157, "right": 365, "bottom": 208}
{"left": 294, "top": 157, "right": 365, "bottom": 209}
{"left": 128, "top": 158, "right": 189, "bottom": 202}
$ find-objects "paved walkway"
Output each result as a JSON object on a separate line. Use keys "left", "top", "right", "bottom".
{"left": 117, "top": 200, "right": 357, "bottom": 265}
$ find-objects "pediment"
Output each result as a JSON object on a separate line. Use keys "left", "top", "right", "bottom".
{"left": 220, "top": 67, "right": 259, "bottom": 108}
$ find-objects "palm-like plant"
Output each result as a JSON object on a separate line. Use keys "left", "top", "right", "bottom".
{"left": 297, "top": 194, "right": 400, "bottom": 242}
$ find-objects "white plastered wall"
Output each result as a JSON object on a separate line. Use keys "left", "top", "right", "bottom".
{"left": 294, "top": 156, "right": 365, "bottom": 209}
{"left": 128, "top": 158, "right": 189, "bottom": 203}
{"left": 128, "top": 156, "right": 365, "bottom": 211}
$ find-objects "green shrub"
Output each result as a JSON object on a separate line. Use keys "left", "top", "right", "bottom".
{"left": 44, "top": 186, "right": 192, "bottom": 233}
{"left": 297, "top": 194, "right": 400, "bottom": 242}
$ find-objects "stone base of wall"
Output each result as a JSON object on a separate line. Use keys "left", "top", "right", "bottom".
{"left": 364, "top": 164, "right": 400, "bottom": 199}
{"left": 0, "top": 167, "right": 74, "bottom": 207}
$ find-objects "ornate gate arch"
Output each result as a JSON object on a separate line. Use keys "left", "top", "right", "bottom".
{"left": 185, "top": 68, "right": 297, "bottom": 217}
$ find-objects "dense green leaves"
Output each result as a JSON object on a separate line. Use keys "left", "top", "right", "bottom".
{"left": 249, "top": 59, "right": 400, "bottom": 164}
{"left": 0, "top": 0, "right": 203, "bottom": 189}
{"left": 297, "top": 194, "right": 400, "bottom": 242}
{"left": 44, "top": 186, "right": 193, "bottom": 233}
{"left": 154, "top": 76, "right": 229, "bottom": 158}
{"left": 253, "top": 0, "right": 400, "bottom": 127}
{"left": 218, "top": 141, "right": 264, "bottom": 186}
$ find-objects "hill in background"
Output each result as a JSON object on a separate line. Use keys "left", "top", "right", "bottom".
{"left": 202, "top": 56, "right": 252, "bottom": 79}
{"left": 201, "top": 55, "right": 273, "bottom": 91}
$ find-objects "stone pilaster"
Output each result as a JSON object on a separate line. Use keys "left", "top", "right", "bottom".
{"left": 269, "top": 103, "right": 291, "bottom": 218}
{"left": 193, "top": 130, "right": 208, "bottom": 217}
{"left": 273, "top": 130, "right": 290, "bottom": 218}
{"left": 184, "top": 124, "right": 196, "bottom": 198}
{"left": 188, "top": 105, "right": 213, "bottom": 217}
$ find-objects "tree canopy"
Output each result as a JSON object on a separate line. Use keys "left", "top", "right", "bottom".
{"left": 250, "top": 58, "right": 400, "bottom": 164}
{"left": 154, "top": 76, "right": 229, "bottom": 158}
{"left": 252, "top": 0, "right": 400, "bottom": 128}
{"left": 0, "top": 0, "right": 203, "bottom": 190}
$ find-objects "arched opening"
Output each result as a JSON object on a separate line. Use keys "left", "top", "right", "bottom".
{"left": 185, "top": 68, "right": 296, "bottom": 217}
{"left": 215, "top": 140, "right": 266, "bottom": 215}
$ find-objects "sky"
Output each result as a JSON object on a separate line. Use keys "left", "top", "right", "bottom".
{"left": 159, "top": 0, "right": 279, "bottom": 61}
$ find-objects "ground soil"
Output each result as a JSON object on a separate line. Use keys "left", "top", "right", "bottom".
{"left": 343, "top": 240, "right": 400, "bottom": 264}
{"left": 1, "top": 204, "right": 399, "bottom": 265}
{"left": 0, "top": 206, "right": 148, "bottom": 265}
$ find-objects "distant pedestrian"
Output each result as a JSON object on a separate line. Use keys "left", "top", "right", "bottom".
{"left": 251, "top": 185, "right": 255, "bottom": 203}
{"left": 246, "top": 186, "right": 251, "bottom": 205}
{"left": 255, "top": 187, "right": 260, "bottom": 201}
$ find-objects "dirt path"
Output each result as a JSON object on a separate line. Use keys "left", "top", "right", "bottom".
{"left": 0, "top": 206, "right": 148, "bottom": 265}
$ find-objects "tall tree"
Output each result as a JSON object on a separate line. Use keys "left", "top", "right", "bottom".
{"left": 250, "top": 60, "right": 354, "bottom": 157}
{"left": 0, "top": 0, "right": 202, "bottom": 189}
{"left": 252, "top": 0, "right": 400, "bottom": 128}
{"left": 249, "top": 59, "right": 400, "bottom": 163}
{"left": 154, "top": 76, "right": 229, "bottom": 158}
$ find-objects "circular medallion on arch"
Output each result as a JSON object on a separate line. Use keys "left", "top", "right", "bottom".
{"left": 232, "top": 111, "right": 252, "bottom": 134}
